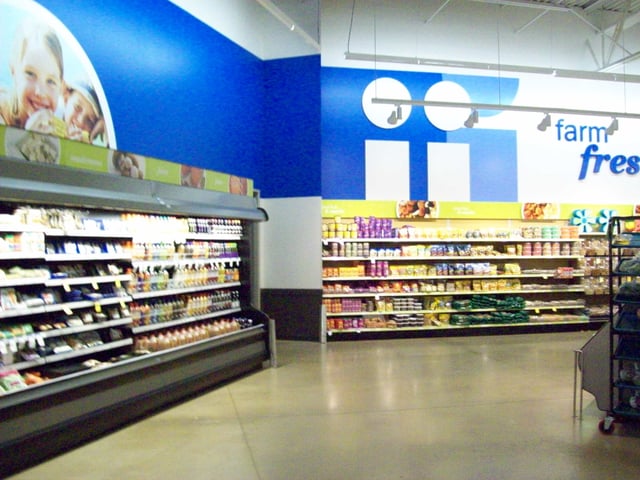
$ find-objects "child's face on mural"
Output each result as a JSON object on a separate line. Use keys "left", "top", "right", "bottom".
{"left": 14, "top": 42, "right": 62, "bottom": 117}
{"left": 65, "top": 90, "right": 98, "bottom": 133}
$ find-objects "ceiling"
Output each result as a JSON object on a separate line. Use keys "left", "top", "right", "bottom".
{"left": 271, "top": 0, "right": 640, "bottom": 39}
{"left": 465, "top": 0, "right": 640, "bottom": 34}
{"left": 270, "top": 0, "right": 320, "bottom": 42}
{"left": 267, "top": 0, "right": 640, "bottom": 75}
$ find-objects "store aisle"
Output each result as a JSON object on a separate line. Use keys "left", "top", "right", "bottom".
{"left": 8, "top": 332, "right": 640, "bottom": 480}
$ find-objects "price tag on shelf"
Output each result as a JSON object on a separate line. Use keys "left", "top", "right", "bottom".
{"left": 115, "top": 278, "right": 122, "bottom": 288}
{"left": 92, "top": 281, "right": 99, "bottom": 290}
{"left": 63, "top": 282, "right": 70, "bottom": 292}
{"left": 63, "top": 306, "right": 73, "bottom": 315}
{"left": 95, "top": 303, "right": 102, "bottom": 313}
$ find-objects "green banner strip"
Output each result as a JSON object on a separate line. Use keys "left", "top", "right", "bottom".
{"left": 0, "top": 125, "right": 253, "bottom": 196}
{"left": 0, "top": 127, "right": 5, "bottom": 157}
{"left": 323, "top": 199, "right": 634, "bottom": 221}
{"left": 438, "top": 202, "right": 521, "bottom": 219}
{"left": 322, "top": 200, "right": 397, "bottom": 218}
{"left": 60, "top": 142, "right": 108, "bottom": 172}
{"left": 206, "top": 171, "right": 231, "bottom": 192}
{"left": 145, "top": 157, "right": 181, "bottom": 184}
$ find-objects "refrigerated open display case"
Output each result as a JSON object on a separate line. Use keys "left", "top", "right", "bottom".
{"left": 0, "top": 156, "right": 271, "bottom": 475}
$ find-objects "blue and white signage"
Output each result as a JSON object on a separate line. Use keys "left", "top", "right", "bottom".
{"left": 321, "top": 66, "right": 640, "bottom": 204}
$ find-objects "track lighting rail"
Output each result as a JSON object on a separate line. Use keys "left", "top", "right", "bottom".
{"left": 371, "top": 97, "right": 640, "bottom": 120}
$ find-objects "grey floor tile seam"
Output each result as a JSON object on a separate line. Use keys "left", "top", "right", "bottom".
{"left": 231, "top": 395, "right": 573, "bottom": 424}
{"left": 459, "top": 343, "right": 583, "bottom": 374}
{"left": 226, "top": 385, "right": 266, "bottom": 480}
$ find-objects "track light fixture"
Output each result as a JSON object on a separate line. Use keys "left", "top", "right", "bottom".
{"left": 606, "top": 117, "right": 618, "bottom": 136}
{"left": 464, "top": 109, "right": 478, "bottom": 128}
{"left": 255, "top": 0, "right": 320, "bottom": 49}
{"left": 387, "top": 109, "right": 398, "bottom": 125}
{"left": 387, "top": 105, "right": 403, "bottom": 125}
{"left": 537, "top": 113, "right": 551, "bottom": 131}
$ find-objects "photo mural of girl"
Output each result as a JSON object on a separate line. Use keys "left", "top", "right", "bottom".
{"left": 0, "top": 0, "right": 115, "bottom": 148}
{"left": 0, "top": 19, "right": 64, "bottom": 134}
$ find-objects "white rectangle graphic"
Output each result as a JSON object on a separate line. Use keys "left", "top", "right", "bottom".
{"left": 427, "top": 142, "right": 470, "bottom": 201}
{"left": 365, "top": 140, "right": 410, "bottom": 200}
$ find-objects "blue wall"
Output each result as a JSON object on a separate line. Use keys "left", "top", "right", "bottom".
{"left": 261, "top": 55, "right": 321, "bottom": 197}
{"left": 321, "top": 67, "right": 521, "bottom": 200}
{"left": 32, "top": 0, "right": 304, "bottom": 196}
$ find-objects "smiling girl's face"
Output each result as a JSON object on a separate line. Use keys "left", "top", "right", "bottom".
{"left": 8, "top": 21, "right": 64, "bottom": 126}
{"left": 65, "top": 89, "right": 98, "bottom": 134}
{"left": 13, "top": 39, "right": 63, "bottom": 118}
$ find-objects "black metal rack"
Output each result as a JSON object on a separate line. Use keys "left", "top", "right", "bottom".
{"left": 600, "top": 216, "right": 640, "bottom": 433}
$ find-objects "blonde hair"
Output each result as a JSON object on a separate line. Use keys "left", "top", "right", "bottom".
{"left": 5, "top": 19, "right": 64, "bottom": 126}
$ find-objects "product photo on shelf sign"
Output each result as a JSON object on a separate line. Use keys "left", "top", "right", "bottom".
{"left": 396, "top": 200, "right": 438, "bottom": 219}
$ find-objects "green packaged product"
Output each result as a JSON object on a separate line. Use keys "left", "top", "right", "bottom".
{"left": 0, "top": 369, "right": 27, "bottom": 393}
{"left": 618, "top": 258, "right": 640, "bottom": 275}
{"left": 618, "top": 281, "right": 640, "bottom": 300}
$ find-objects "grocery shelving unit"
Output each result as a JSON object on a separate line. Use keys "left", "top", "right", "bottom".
{"left": 581, "top": 232, "right": 610, "bottom": 321}
{"left": 322, "top": 218, "right": 603, "bottom": 340}
{"left": 599, "top": 216, "right": 640, "bottom": 433}
{"left": 0, "top": 157, "right": 270, "bottom": 476}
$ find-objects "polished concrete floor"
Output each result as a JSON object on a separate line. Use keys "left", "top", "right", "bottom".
{"left": 9, "top": 331, "right": 640, "bottom": 480}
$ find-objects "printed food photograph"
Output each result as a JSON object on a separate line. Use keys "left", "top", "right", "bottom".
{"left": 181, "top": 165, "right": 205, "bottom": 188}
{"left": 396, "top": 200, "right": 438, "bottom": 219}
{"left": 229, "top": 175, "right": 247, "bottom": 195}
{"left": 522, "top": 202, "right": 560, "bottom": 220}
{"left": 4, "top": 127, "right": 60, "bottom": 164}
{"left": 109, "top": 150, "right": 145, "bottom": 179}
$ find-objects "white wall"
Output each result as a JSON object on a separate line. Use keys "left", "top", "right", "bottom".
{"left": 512, "top": 75, "right": 640, "bottom": 203}
{"left": 258, "top": 197, "right": 322, "bottom": 289}
{"left": 170, "top": 0, "right": 318, "bottom": 60}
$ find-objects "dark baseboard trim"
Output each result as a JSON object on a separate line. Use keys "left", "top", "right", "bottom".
{"left": 326, "top": 320, "right": 605, "bottom": 341}
{"left": 261, "top": 289, "right": 322, "bottom": 341}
